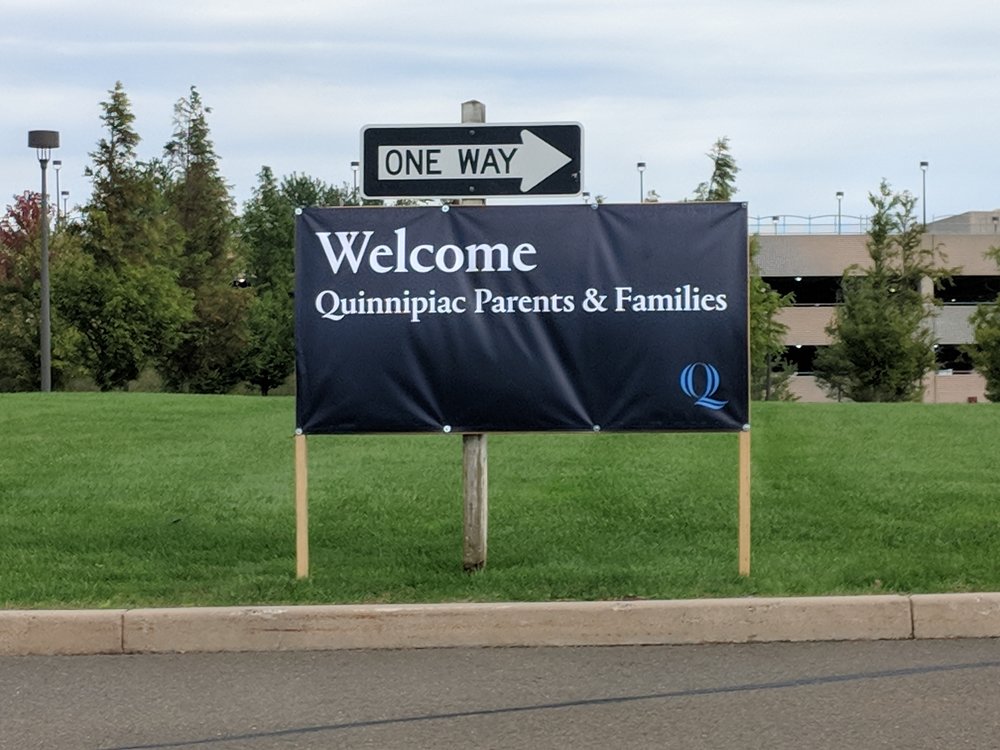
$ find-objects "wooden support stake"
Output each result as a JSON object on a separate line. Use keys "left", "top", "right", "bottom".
{"left": 738, "top": 429, "right": 751, "bottom": 577}
{"left": 463, "top": 433, "right": 488, "bottom": 571}
{"left": 295, "top": 432, "right": 309, "bottom": 579}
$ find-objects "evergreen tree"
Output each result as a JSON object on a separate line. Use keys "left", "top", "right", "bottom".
{"left": 164, "top": 86, "right": 234, "bottom": 285}
{"left": 157, "top": 86, "right": 249, "bottom": 393}
{"left": 693, "top": 137, "right": 740, "bottom": 202}
{"left": 56, "top": 81, "right": 192, "bottom": 390}
{"left": 749, "top": 236, "right": 795, "bottom": 400}
{"left": 239, "top": 169, "right": 349, "bottom": 395}
{"left": 814, "top": 180, "right": 955, "bottom": 402}
{"left": 243, "top": 285, "right": 295, "bottom": 397}
{"left": 691, "top": 137, "right": 794, "bottom": 399}
{"left": 239, "top": 167, "right": 293, "bottom": 396}
{"left": 240, "top": 167, "right": 288, "bottom": 293}
{"left": 965, "top": 246, "right": 1000, "bottom": 401}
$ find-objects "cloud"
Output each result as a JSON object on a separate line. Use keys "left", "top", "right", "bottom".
{"left": 3, "top": 0, "right": 1000, "bottom": 217}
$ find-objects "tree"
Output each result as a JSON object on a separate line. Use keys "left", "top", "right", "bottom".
{"left": 57, "top": 81, "right": 192, "bottom": 390}
{"left": 814, "top": 180, "right": 955, "bottom": 402}
{"left": 691, "top": 136, "right": 794, "bottom": 399}
{"left": 280, "top": 173, "right": 349, "bottom": 213}
{"left": 0, "top": 192, "right": 83, "bottom": 390}
{"left": 163, "top": 86, "right": 234, "bottom": 286}
{"left": 239, "top": 168, "right": 349, "bottom": 394}
{"left": 749, "top": 236, "right": 795, "bottom": 400}
{"left": 238, "top": 167, "right": 294, "bottom": 396}
{"left": 965, "top": 246, "right": 1000, "bottom": 401}
{"left": 0, "top": 192, "right": 45, "bottom": 390}
{"left": 0, "top": 191, "right": 41, "bottom": 266}
{"left": 693, "top": 137, "right": 739, "bottom": 202}
{"left": 156, "top": 86, "right": 249, "bottom": 393}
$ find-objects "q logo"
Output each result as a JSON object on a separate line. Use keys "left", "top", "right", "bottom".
{"left": 680, "top": 363, "right": 729, "bottom": 410}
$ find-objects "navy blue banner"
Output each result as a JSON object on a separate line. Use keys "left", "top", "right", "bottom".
{"left": 295, "top": 203, "right": 748, "bottom": 434}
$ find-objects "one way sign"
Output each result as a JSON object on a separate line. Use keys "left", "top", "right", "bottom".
{"left": 360, "top": 123, "right": 582, "bottom": 199}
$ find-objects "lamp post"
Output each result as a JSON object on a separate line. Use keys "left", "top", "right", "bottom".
{"left": 28, "top": 130, "right": 59, "bottom": 392}
{"left": 993, "top": 216, "right": 998, "bottom": 234}
{"left": 52, "top": 159, "right": 62, "bottom": 225}
{"left": 350, "top": 160, "right": 359, "bottom": 204}
{"left": 636, "top": 161, "right": 646, "bottom": 203}
{"left": 772, "top": 215, "right": 780, "bottom": 235}
{"left": 920, "top": 161, "right": 929, "bottom": 226}
{"left": 836, "top": 191, "right": 843, "bottom": 234}
{"left": 581, "top": 191, "right": 590, "bottom": 203}
{"left": 61, "top": 190, "right": 69, "bottom": 221}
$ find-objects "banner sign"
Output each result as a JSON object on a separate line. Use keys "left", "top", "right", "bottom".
{"left": 295, "top": 203, "right": 748, "bottom": 434}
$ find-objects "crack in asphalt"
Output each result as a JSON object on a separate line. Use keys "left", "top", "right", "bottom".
{"left": 100, "top": 658, "right": 1000, "bottom": 750}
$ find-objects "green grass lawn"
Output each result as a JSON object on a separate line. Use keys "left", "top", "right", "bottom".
{"left": 2, "top": 393, "right": 998, "bottom": 608}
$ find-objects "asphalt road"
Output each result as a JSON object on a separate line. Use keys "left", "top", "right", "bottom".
{"left": 3, "top": 639, "right": 1000, "bottom": 749}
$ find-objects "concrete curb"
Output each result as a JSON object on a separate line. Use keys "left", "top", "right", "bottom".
{"left": 2, "top": 593, "right": 998, "bottom": 656}
{"left": 0, "top": 609, "right": 123, "bottom": 656}
{"left": 911, "top": 592, "right": 1000, "bottom": 639}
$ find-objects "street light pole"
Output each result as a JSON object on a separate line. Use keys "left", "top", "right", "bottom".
{"left": 52, "top": 159, "right": 62, "bottom": 226}
{"left": 351, "top": 160, "right": 359, "bottom": 205}
{"left": 636, "top": 161, "right": 646, "bottom": 203}
{"left": 920, "top": 161, "right": 929, "bottom": 226}
{"left": 836, "top": 191, "right": 843, "bottom": 235}
{"left": 28, "top": 130, "right": 60, "bottom": 393}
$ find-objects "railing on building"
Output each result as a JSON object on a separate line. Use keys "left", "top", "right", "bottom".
{"left": 750, "top": 214, "right": 872, "bottom": 235}
{"left": 751, "top": 213, "right": 1000, "bottom": 236}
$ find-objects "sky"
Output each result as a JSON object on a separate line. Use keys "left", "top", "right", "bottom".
{"left": 3, "top": 0, "right": 999, "bottom": 223}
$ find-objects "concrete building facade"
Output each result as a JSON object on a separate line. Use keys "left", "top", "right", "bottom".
{"left": 755, "top": 211, "right": 1000, "bottom": 403}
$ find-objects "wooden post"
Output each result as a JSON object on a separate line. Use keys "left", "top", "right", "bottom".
{"left": 463, "top": 433, "right": 488, "bottom": 570}
{"left": 739, "top": 231, "right": 752, "bottom": 577}
{"left": 295, "top": 431, "right": 309, "bottom": 579}
{"left": 460, "top": 99, "right": 489, "bottom": 571}
{"left": 738, "top": 429, "right": 751, "bottom": 576}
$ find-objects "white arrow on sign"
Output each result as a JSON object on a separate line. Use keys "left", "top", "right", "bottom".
{"left": 376, "top": 129, "right": 572, "bottom": 192}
